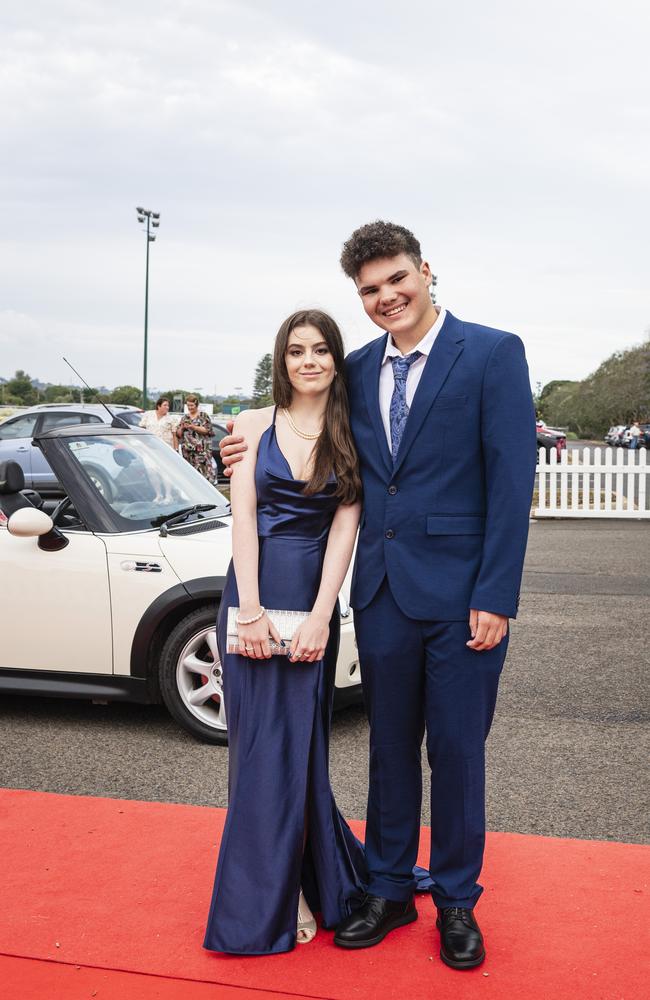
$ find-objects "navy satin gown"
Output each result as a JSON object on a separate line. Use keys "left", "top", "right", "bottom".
{"left": 203, "top": 415, "right": 367, "bottom": 955}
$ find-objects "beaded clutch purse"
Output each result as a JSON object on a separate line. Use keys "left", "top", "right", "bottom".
{"left": 226, "top": 607, "right": 309, "bottom": 656}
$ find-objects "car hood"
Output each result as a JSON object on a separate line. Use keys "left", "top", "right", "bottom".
{"left": 158, "top": 513, "right": 355, "bottom": 608}
{"left": 157, "top": 514, "right": 234, "bottom": 583}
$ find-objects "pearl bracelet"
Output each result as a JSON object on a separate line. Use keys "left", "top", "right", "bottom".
{"left": 235, "top": 606, "right": 266, "bottom": 626}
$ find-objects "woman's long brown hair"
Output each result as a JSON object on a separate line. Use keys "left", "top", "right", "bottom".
{"left": 272, "top": 309, "right": 362, "bottom": 504}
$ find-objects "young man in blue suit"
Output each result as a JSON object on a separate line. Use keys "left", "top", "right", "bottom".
{"left": 220, "top": 220, "right": 536, "bottom": 969}
{"left": 330, "top": 220, "right": 536, "bottom": 968}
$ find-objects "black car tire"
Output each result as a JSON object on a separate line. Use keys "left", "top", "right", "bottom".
{"left": 158, "top": 604, "right": 227, "bottom": 744}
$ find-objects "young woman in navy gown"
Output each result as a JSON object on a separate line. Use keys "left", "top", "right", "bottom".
{"left": 204, "top": 309, "right": 367, "bottom": 955}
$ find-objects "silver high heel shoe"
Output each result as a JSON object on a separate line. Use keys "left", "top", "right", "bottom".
{"left": 297, "top": 889, "right": 317, "bottom": 944}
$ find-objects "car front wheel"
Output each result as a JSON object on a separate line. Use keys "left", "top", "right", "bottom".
{"left": 158, "top": 605, "right": 227, "bottom": 744}
{"left": 83, "top": 464, "right": 114, "bottom": 501}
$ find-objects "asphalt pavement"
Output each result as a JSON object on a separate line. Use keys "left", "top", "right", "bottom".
{"left": 2, "top": 518, "right": 648, "bottom": 845}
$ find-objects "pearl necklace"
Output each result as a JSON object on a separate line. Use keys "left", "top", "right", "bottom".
{"left": 282, "top": 408, "right": 322, "bottom": 440}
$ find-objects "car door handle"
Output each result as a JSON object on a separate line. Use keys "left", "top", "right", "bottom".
{"left": 16, "top": 447, "right": 29, "bottom": 452}
{"left": 120, "top": 560, "right": 163, "bottom": 573}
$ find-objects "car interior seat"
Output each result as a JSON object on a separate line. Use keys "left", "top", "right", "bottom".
{"left": 0, "top": 460, "right": 69, "bottom": 550}
{"left": 0, "top": 461, "right": 42, "bottom": 518}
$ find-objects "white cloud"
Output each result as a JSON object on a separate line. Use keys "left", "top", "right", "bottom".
{"left": 1, "top": 0, "right": 649, "bottom": 394}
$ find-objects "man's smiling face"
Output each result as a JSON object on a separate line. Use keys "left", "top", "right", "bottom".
{"left": 354, "top": 253, "right": 437, "bottom": 345}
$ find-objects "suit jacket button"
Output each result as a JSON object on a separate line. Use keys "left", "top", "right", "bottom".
{"left": 385, "top": 529, "right": 395, "bottom": 539}
{"left": 388, "top": 484, "right": 398, "bottom": 495}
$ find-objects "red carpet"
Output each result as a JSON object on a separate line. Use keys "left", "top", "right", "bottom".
{"left": 0, "top": 955, "right": 299, "bottom": 999}
{"left": 0, "top": 789, "right": 648, "bottom": 1000}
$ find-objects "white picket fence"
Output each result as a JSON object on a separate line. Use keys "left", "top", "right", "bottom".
{"left": 535, "top": 447, "right": 650, "bottom": 519}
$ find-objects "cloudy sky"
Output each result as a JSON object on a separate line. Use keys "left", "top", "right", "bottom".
{"left": 1, "top": 0, "right": 648, "bottom": 397}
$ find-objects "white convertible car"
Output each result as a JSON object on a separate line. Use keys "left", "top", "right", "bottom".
{"left": 0, "top": 423, "right": 361, "bottom": 743}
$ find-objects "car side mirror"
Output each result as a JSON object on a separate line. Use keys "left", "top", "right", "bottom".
{"left": 7, "top": 508, "right": 54, "bottom": 537}
{"left": 7, "top": 508, "right": 69, "bottom": 551}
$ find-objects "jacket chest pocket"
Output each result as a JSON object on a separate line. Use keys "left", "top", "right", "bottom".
{"left": 432, "top": 394, "right": 467, "bottom": 411}
{"left": 426, "top": 515, "right": 485, "bottom": 535}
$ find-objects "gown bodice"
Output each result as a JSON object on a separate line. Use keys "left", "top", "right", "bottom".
{"left": 255, "top": 416, "right": 339, "bottom": 542}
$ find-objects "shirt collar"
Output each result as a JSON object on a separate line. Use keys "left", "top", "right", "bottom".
{"left": 382, "top": 307, "right": 447, "bottom": 364}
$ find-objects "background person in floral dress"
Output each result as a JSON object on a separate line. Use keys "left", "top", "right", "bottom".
{"left": 176, "top": 395, "right": 216, "bottom": 482}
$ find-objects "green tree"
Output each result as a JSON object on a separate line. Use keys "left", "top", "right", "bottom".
{"left": 252, "top": 353, "right": 273, "bottom": 408}
{"left": 5, "top": 370, "right": 37, "bottom": 405}
{"left": 43, "top": 384, "right": 76, "bottom": 403}
{"left": 538, "top": 381, "right": 580, "bottom": 430}
{"left": 157, "top": 389, "right": 202, "bottom": 408}
{"left": 107, "top": 385, "right": 143, "bottom": 406}
{"left": 539, "top": 339, "right": 650, "bottom": 438}
{"left": 44, "top": 383, "right": 100, "bottom": 403}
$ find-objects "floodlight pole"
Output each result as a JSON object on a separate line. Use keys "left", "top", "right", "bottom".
{"left": 143, "top": 214, "right": 151, "bottom": 408}
{"left": 136, "top": 207, "right": 161, "bottom": 409}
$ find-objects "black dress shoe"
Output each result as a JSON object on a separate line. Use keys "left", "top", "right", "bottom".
{"left": 334, "top": 894, "right": 417, "bottom": 948}
{"left": 436, "top": 907, "right": 485, "bottom": 969}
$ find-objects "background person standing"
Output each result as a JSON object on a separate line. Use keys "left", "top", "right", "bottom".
{"left": 628, "top": 421, "right": 641, "bottom": 450}
{"left": 176, "top": 395, "right": 216, "bottom": 482}
{"left": 139, "top": 397, "right": 178, "bottom": 450}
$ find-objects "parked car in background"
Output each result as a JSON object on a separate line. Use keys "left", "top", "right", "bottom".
{"left": 0, "top": 424, "right": 361, "bottom": 744}
{"left": 0, "top": 404, "right": 143, "bottom": 496}
{"left": 619, "top": 424, "right": 648, "bottom": 448}
{"left": 536, "top": 420, "right": 567, "bottom": 461}
{"left": 604, "top": 425, "right": 627, "bottom": 446}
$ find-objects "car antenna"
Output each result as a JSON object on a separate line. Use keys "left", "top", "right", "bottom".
{"left": 62, "top": 357, "right": 130, "bottom": 428}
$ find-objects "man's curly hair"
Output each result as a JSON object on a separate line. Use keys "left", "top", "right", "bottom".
{"left": 340, "top": 220, "right": 422, "bottom": 279}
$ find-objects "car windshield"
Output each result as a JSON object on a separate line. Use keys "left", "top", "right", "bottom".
{"left": 63, "top": 432, "right": 228, "bottom": 530}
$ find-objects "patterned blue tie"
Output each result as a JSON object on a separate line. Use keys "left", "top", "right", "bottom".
{"left": 389, "top": 351, "right": 421, "bottom": 460}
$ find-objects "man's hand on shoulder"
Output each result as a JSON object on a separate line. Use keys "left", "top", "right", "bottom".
{"left": 219, "top": 417, "right": 247, "bottom": 477}
{"left": 221, "top": 407, "right": 273, "bottom": 477}
{"left": 466, "top": 609, "right": 508, "bottom": 651}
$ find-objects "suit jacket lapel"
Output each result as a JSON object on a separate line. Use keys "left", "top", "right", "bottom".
{"left": 392, "top": 313, "right": 465, "bottom": 476}
{"left": 361, "top": 334, "right": 393, "bottom": 476}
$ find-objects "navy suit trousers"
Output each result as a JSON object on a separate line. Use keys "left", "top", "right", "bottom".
{"left": 354, "top": 579, "right": 507, "bottom": 909}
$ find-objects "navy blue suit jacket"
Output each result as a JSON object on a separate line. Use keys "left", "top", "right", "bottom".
{"left": 346, "top": 311, "right": 536, "bottom": 621}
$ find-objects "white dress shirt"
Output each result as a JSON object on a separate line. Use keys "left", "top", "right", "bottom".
{"left": 379, "top": 307, "right": 447, "bottom": 448}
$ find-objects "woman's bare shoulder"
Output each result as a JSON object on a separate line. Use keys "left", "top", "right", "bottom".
{"left": 233, "top": 406, "right": 274, "bottom": 440}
